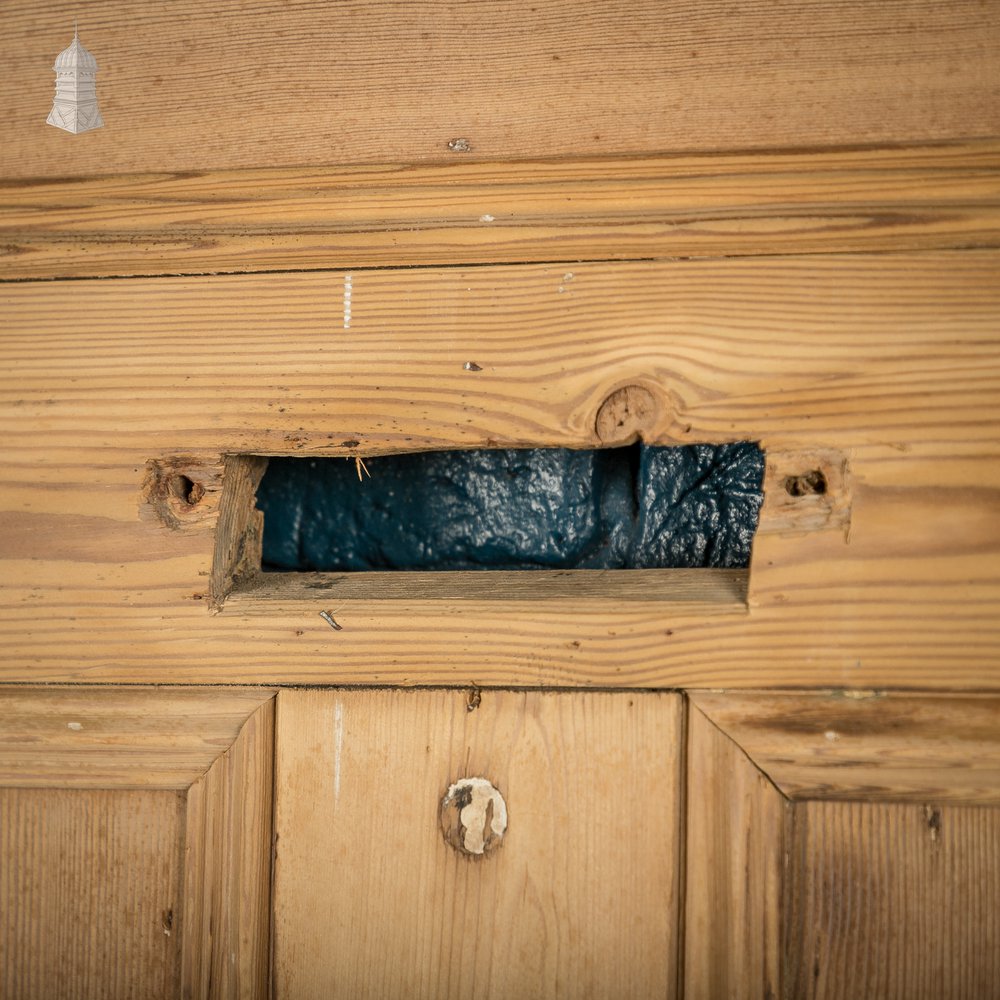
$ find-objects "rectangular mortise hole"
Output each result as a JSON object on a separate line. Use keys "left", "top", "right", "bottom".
{"left": 212, "top": 444, "right": 763, "bottom": 606}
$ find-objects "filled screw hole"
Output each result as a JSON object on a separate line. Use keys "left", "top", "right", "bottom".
{"left": 784, "top": 470, "right": 827, "bottom": 497}
{"left": 168, "top": 474, "right": 205, "bottom": 507}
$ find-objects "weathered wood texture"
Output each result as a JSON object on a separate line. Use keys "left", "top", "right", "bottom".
{"left": 1, "top": 252, "right": 998, "bottom": 686}
{"left": 0, "top": 686, "right": 275, "bottom": 787}
{"left": 4, "top": 2, "right": 998, "bottom": 181}
{"left": 272, "top": 688, "right": 682, "bottom": 999}
{"left": 684, "top": 704, "right": 789, "bottom": 1000}
{"left": 0, "top": 687, "right": 274, "bottom": 999}
{"left": 691, "top": 692, "right": 1000, "bottom": 804}
{"left": 0, "top": 787, "right": 184, "bottom": 1000}
{"left": 3, "top": 141, "right": 999, "bottom": 279}
{"left": 183, "top": 698, "right": 274, "bottom": 1000}
{"left": 785, "top": 800, "right": 1000, "bottom": 1000}
{"left": 232, "top": 567, "right": 748, "bottom": 605}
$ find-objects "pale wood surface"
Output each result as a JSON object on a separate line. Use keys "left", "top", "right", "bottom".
{"left": 0, "top": 687, "right": 275, "bottom": 787}
{"left": 4, "top": 3, "right": 998, "bottom": 181}
{"left": 684, "top": 705, "right": 788, "bottom": 1000}
{"left": 3, "top": 140, "right": 999, "bottom": 279}
{"left": 785, "top": 799, "right": 1000, "bottom": 999}
{"left": 691, "top": 692, "right": 1000, "bottom": 804}
{"left": 182, "top": 699, "right": 274, "bottom": 1000}
{"left": 1, "top": 252, "right": 999, "bottom": 687}
{"left": 272, "top": 689, "right": 682, "bottom": 999}
{"left": 0, "top": 786, "right": 184, "bottom": 999}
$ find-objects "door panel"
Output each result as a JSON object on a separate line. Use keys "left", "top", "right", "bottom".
{"left": 786, "top": 800, "right": 1000, "bottom": 1000}
{"left": 272, "top": 688, "right": 682, "bottom": 999}
{"left": 0, "top": 787, "right": 183, "bottom": 1000}
{"left": 0, "top": 686, "right": 275, "bottom": 1000}
{"left": 688, "top": 692, "right": 1000, "bottom": 1000}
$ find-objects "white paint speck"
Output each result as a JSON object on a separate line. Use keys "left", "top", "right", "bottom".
{"left": 333, "top": 701, "right": 344, "bottom": 804}
{"left": 563, "top": 272, "right": 574, "bottom": 282}
{"left": 479, "top": 214, "right": 495, "bottom": 223}
{"left": 824, "top": 730, "right": 840, "bottom": 742}
{"left": 67, "top": 721, "right": 83, "bottom": 731}
{"left": 343, "top": 274, "right": 353, "bottom": 330}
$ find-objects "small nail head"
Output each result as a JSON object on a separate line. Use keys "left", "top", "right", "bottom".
{"left": 319, "top": 610, "right": 343, "bottom": 631}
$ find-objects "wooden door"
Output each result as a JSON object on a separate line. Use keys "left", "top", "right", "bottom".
{"left": 0, "top": 687, "right": 275, "bottom": 1000}
{"left": 271, "top": 688, "right": 683, "bottom": 999}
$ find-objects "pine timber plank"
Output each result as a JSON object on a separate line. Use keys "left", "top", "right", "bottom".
{"left": 271, "top": 688, "right": 681, "bottom": 999}
{"left": 0, "top": 787, "right": 184, "bottom": 1000}
{"left": 784, "top": 800, "right": 1000, "bottom": 999}
{"left": 683, "top": 704, "right": 789, "bottom": 1000}
{"left": 3, "top": 140, "right": 999, "bottom": 279}
{"left": 690, "top": 692, "right": 1000, "bottom": 805}
{"left": 0, "top": 252, "right": 998, "bottom": 686}
{"left": 0, "top": 686, "right": 275, "bottom": 788}
{"left": 3, "top": 2, "right": 999, "bottom": 181}
{"left": 182, "top": 698, "right": 273, "bottom": 1000}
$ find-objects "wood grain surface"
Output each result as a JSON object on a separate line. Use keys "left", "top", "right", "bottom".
{"left": 785, "top": 799, "right": 1000, "bottom": 999}
{"left": 0, "top": 787, "right": 184, "bottom": 1000}
{"left": 684, "top": 704, "right": 789, "bottom": 1000}
{"left": 3, "top": 140, "right": 999, "bottom": 279}
{"left": 182, "top": 698, "right": 274, "bottom": 1000}
{"left": 3, "top": 1, "right": 999, "bottom": 181}
{"left": 0, "top": 687, "right": 275, "bottom": 787}
{"left": 691, "top": 692, "right": 1000, "bottom": 804}
{"left": 272, "top": 688, "right": 682, "bottom": 999}
{"left": 1, "top": 252, "right": 998, "bottom": 686}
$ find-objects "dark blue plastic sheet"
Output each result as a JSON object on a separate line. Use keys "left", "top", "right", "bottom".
{"left": 257, "top": 443, "right": 764, "bottom": 572}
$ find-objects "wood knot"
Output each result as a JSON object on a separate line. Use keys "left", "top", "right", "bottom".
{"left": 141, "top": 457, "right": 221, "bottom": 530}
{"left": 595, "top": 385, "right": 657, "bottom": 445}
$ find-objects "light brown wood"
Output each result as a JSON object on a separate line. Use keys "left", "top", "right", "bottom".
{"left": 691, "top": 692, "right": 1000, "bottom": 804}
{"left": 210, "top": 454, "right": 267, "bottom": 608}
{"left": 0, "top": 687, "right": 275, "bottom": 788}
{"left": 1, "top": 253, "right": 999, "bottom": 687}
{"left": 3, "top": 141, "right": 999, "bottom": 279}
{"left": 3, "top": 2, "right": 999, "bottom": 181}
{"left": 684, "top": 704, "right": 789, "bottom": 1000}
{"left": 0, "top": 786, "right": 184, "bottom": 999}
{"left": 182, "top": 698, "right": 274, "bottom": 1000}
{"left": 0, "top": 686, "right": 274, "bottom": 998}
{"left": 228, "top": 566, "right": 749, "bottom": 605}
{"left": 785, "top": 799, "right": 1000, "bottom": 999}
{"left": 272, "top": 688, "right": 682, "bottom": 999}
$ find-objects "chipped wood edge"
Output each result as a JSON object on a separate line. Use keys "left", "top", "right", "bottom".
{"left": 758, "top": 448, "right": 852, "bottom": 535}
{"left": 210, "top": 455, "right": 268, "bottom": 610}
{"left": 690, "top": 691, "right": 1000, "bottom": 805}
{"left": 181, "top": 697, "right": 274, "bottom": 1000}
{"left": 683, "top": 702, "right": 790, "bottom": 1000}
{"left": 2, "top": 139, "right": 999, "bottom": 279}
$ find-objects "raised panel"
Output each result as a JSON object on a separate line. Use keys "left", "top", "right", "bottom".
{"left": 785, "top": 800, "right": 1000, "bottom": 1000}
{"left": 272, "top": 688, "right": 682, "bottom": 999}
{"left": 0, "top": 686, "right": 275, "bottom": 1000}
{"left": 689, "top": 692, "right": 1000, "bottom": 999}
{"left": 0, "top": 787, "right": 184, "bottom": 1000}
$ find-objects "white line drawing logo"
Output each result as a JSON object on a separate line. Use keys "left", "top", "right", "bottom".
{"left": 47, "top": 24, "right": 104, "bottom": 134}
